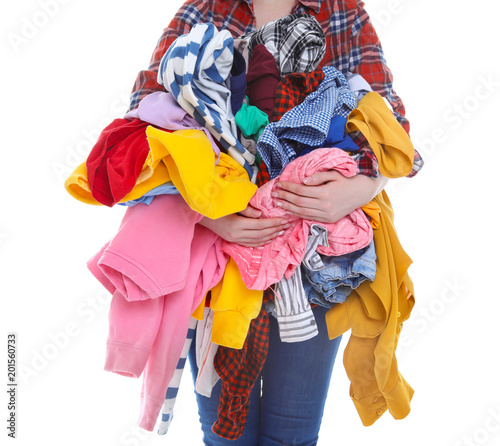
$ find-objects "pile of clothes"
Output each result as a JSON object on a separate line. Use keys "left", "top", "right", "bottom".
{"left": 65, "top": 14, "right": 418, "bottom": 440}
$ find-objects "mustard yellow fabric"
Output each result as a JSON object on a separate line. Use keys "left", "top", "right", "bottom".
{"left": 64, "top": 127, "right": 257, "bottom": 219}
{"left": 346, "top": 92, "right": 415, "bottom": 178}
{"left": 208, "top": 257, "right": 263, "bottom": 349}
{"left": 325, "top": 190, "right": 415, "bottom": 425}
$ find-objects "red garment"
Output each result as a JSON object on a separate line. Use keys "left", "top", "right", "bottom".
{"left": 272, "top": 68, "right": 325, "bottom": 122}
{"left": 213, "top": 306, "right": 270, "bottom": 440}
{"left": 86, "top": 118, "right": 152, "bottom": 207}
{"left": 246, "top": 44, "right": 280, "bottom": 121}
{"left": 255, "top": 157, "right": 271, "bottom": 187}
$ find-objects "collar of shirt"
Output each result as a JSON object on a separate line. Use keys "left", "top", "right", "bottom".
{"left": 239, "top": 0, "right": 322, "bottom": 14}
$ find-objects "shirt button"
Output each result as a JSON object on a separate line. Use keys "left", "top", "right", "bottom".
{"left": 376, "top": 409, "right": 384, "bottom": 416}
{"left": 397, "top": 311, "right": 401, "bottom": 318}
{"left": 373, "top": 397, "right": 379, "bottom": 403}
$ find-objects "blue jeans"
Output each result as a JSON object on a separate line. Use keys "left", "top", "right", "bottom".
{"left": 302, "top": 240, "right": 377, "bottom": 308}
{"left": 188, "top": 305, "right": 342, "bottom": 445}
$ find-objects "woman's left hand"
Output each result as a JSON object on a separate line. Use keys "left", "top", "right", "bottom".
{"left": 271, "top": 170, "right": 388, "bottom": 223}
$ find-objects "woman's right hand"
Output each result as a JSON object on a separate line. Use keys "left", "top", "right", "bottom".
{"left": 198, "top": 204, "right": 290, "bottom": 247}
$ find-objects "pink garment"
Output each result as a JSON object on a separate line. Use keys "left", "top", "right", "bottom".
{"left": 87, "top": 194, "right": 228, "bottom": 431}
{"left": 222, "top": 147, "right": 373, "bottom": 290}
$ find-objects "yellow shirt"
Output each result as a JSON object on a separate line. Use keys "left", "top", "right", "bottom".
{"left": 326, "top": 190, "right": 415, "bottom": 425}
{"left": 192, "top": 257, "right": 263, "bottom": 350}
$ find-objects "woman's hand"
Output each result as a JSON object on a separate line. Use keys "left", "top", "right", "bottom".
{"left": 198, "top": 204, "right": 290, "bottom": 247}
{"left": 272, "top": 171, "right": 388, "bottom": 223}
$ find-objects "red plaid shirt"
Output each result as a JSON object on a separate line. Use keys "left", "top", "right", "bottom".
{"left": 128, "top": 0, "right": 422, "bottom": 177}
{"left": 213, "top": 306, "right": 270, "bottom": 439}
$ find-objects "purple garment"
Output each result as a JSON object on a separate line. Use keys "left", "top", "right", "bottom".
{"left": 124, "top": 91, "right": 199, "bottom": 129}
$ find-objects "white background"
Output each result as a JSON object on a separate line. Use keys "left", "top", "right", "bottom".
{"left": 1, "top": 1, "right": 500, "bottom": 445}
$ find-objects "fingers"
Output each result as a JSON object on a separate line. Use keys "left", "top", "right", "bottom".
{"left": 274, "top": 181, "right": 319, "bottom": 199}
{"left": 303, "top": 170, "right": 344, "bottom": 185}
{"left": 273, "top": 187, "right": 320, "bottom": 209}
{"left": 271, "top": 180, "right": 339, "bottom": 223}
{"left": 238, "top": 218, "right": 290, "bottom": 240}
{"left": 274, "top": 200, "right": 329, "bottom": 222}
{"left": 226, "top": 214, "right": 292, "bottom": 246}
{"left": 236, "top": 224, "right": 289, "bottom": 247}
{"left": 238, "top": 204, "right": 262, "bottom": 218}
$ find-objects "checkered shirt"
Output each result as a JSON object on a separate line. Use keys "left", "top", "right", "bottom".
{"left": 257, "top": 66, "right": 358, "bottom": 179}
{"left": 242, "top": 13, "right": 326, "bottom": 76}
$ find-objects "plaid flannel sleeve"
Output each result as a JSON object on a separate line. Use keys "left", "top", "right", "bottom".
{"left": 127, "top": 0, "right": 210, "bottom": 111}
{"left": 348, "top": 3, "right": 423, "bottom": 177}
{"left": 212, "top": 306, "right": 270, "bottom": 440}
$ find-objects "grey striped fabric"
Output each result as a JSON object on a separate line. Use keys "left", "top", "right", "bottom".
{"left": 273, "top": 224, "right": 331, "bottom": 342}
{"left": 302, "top": 224, "right": 329, "bottom": 271}
{"left": 274, "top": 267, "right": 318, "bottom": 343}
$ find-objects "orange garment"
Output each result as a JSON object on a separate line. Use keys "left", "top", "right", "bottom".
{"left": 325, "top": 190, "right": 415, "bottom": 425}
{"left": 360, "top": 200, "right": 381, "bottom": 229}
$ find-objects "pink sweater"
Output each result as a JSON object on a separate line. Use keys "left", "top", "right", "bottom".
{"left": 222, "top": 147, "right": 373, "bottom": 290}
{"left": 87, "top": 194, "right": 228, "bottom": 430}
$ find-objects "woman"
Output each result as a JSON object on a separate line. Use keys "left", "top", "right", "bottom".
{"left": 128, "top": 0, "right": 421, "bottom": 444}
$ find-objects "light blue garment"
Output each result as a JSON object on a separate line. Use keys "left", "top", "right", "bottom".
{"left": 256, "top": 65, "right": 357, "bottom": 178}
{"left": 345, "top": 71, "right": 373, "bottom": 102}
{"left": 302, "top": 240, "right": 377, "bottom": 308}
{"left": 118, "top": 182, "right": 179, "bottom": 207}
